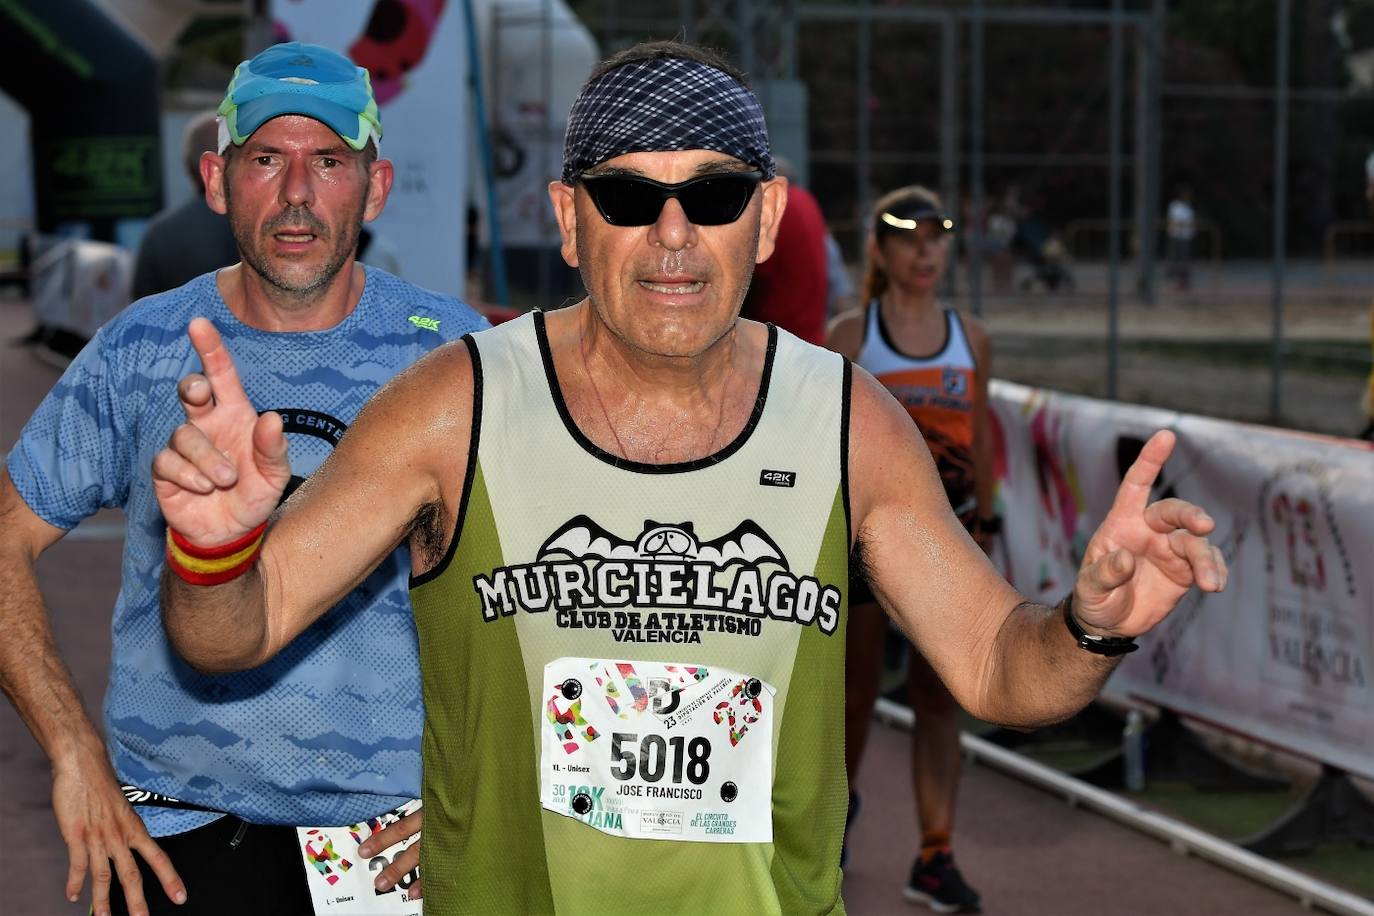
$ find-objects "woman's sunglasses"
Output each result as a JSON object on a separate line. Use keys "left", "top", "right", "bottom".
{"left": 578, "top": 169, "right": 764, "bottom": 227}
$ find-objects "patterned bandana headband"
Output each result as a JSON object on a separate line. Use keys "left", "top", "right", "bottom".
{"left": 561, "top": 56, "right": 775, "bottom": 183}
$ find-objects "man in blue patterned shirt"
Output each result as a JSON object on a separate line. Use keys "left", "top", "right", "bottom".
{"left": 0, "top": 43, "right": 486, "bottom": 916}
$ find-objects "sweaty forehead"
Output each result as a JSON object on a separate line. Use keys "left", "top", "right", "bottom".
{"left": 238, "top": 114, "right": 350, "bottom": 150}
{"left": 562, "top": 56, "right": 774, "bottom": 183}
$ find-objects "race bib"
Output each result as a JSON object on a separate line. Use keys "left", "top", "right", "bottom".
{"left": 540, "top": 658, "right": 775, "bottom": 843}
{"left": 296, "top": 799, "right": 423, "bottom": 915}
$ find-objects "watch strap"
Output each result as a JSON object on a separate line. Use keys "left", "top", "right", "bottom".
{"left": 1061, "top": 594, "right": 1138, "bottom": 656}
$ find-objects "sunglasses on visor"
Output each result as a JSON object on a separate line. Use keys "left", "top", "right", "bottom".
{"left": 579, "top": 169, "right": 764, "bottom": 227}
{"left": 876, "top": 207, "right": 955, "bottom": 237}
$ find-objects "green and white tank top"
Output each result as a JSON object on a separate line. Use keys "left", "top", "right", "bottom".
{"left": 410, "top": 311, "right": 852, "bottom": 915}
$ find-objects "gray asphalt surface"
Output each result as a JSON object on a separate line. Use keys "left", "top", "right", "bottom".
{"left": 1, "top": 297, "right": 1313, "bottom": 915}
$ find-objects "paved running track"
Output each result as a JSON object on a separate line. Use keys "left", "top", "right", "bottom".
{"left": 0, "top": 299, "right": 1309, "bottom": 915}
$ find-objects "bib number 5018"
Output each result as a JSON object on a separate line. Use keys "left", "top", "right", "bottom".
{"left": 609, "top": 733, "right": 711, "bottom": 785}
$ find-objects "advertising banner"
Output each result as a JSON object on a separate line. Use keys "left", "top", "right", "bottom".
{"left": 272, "top": 0, "right": 468, "bottom": 296}
{"left": 989, "top": 381, "right": 1374, "bottom": 780}
{"left": 478, "top": 0, "right": 596, "bottom": 249}
{"left": 2, "top": 0, "right": 162, "bottom": 243}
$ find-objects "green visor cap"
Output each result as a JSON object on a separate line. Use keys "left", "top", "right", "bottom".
{"left": 218, "top": 42, "right": 382, "bottom": 151}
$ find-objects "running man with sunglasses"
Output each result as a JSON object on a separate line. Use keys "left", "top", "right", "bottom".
{"left": 150, "top": 41, "right": 1227, "bottom": 915}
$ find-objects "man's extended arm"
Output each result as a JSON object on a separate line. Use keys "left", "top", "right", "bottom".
{"left": 154, "top": 318, "right": 473, "bottom": 673}
{"left": 847, "top": 367, "right": 1225, "bottom": 728}
{"left": 0, "top": 470, "right": 185, "bottom": 916}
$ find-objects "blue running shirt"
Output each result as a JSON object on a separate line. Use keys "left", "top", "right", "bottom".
{"left": 7, "top": 268, "right": 488, "bottom": 836}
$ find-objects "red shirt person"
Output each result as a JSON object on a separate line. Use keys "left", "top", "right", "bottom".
{"left": 742, "top": 183, "right": 828, "bottom": 344}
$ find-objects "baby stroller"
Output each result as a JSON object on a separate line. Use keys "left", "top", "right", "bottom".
{"left": 1020, "top": 232, "right": 1075, "bottom": 293}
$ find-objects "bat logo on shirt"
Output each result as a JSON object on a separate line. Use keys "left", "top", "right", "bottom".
{"left": 540, "top": 516, "right": 789, "bottom": 569}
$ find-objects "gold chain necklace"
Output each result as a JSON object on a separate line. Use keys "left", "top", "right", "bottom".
{"left": 580, "top": 321, "right": 632, "bottom": 459}
{"left": 579, "top": 320, "right": 738, "bottom": 462}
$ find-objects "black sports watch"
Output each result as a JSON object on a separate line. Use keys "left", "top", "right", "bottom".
{"left": 1061, "top": 594, "right": 1138, "bottom": 656}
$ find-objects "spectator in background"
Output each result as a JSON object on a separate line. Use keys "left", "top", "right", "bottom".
{"left": 131, "top": 112, "right": 240, "bottom": 300}
{"left": 1165, "top": 185, "right": 1196, "bottom": 291}
{"left": 985, "top": 205, "right": 1016, "bottom": 292}
{"left": 740, "top": 158, "right": 828, "bottom": 344}
{"left": 989, "top": 184, "right": 1028, "bottom": 293}
{"left": 824, "top": 232, "right": 857, "bottom": 318}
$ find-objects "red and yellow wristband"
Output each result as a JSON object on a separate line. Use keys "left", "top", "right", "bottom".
{"left": 165, "top": 522, "right": 267, "bottom": 586}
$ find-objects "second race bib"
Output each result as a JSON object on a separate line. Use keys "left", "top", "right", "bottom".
{"left": 296, "top": 799, "right": 422, "bottom": 915}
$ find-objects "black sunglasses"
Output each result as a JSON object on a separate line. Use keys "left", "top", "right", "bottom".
{"left": 579, "top": 169, "right": 764, "bottom": 227}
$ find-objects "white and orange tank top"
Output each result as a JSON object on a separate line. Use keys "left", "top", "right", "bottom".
{"left": 855, "top": 302, "right": 978, "bottom": 516}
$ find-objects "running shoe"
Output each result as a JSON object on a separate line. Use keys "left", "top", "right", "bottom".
{"left": 903, "top": 849, "right": 981, "bottom": 913}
